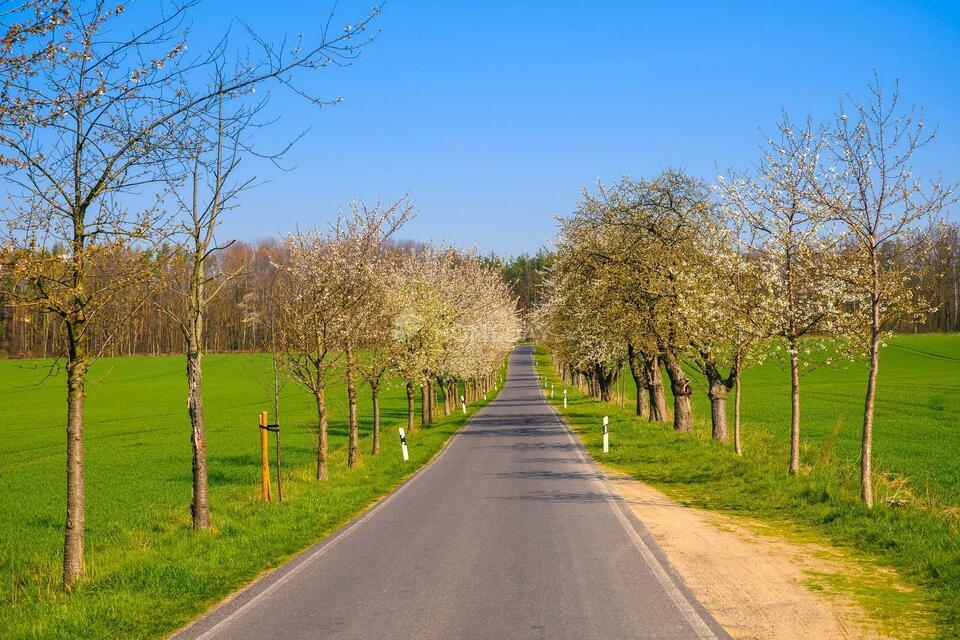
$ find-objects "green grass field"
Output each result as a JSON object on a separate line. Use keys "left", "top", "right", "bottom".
{"left": 536, "top": 334, "right": 960, "bottom": 638}
{"left": 0, "top": 353, "right": 499, "bottom": 639}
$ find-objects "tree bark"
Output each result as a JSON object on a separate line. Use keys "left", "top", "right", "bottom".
{"left": 704, "top": 357, "right": 732, "bottom": 442}
{"left": 345, "top": 346, "right": 360, "bottom": 468}
{"left": 788, "top": 338, "right": 801, "bottom": 475}
{"left": 419, "top": 383, "right": 427, "bottom": 428}
{"left": 64, "top": 349, "right": 86, "bottom": 588}
{"left": 439, "top": 377, "right": 451, "bottom": 416}
{"left": 861, "top": 290, "right": 881, "bottom": 508}
{"left": 314, "top": 382, "right": 328, "bottom": 480}
{"left": 63, "top": 212, "right": 89, "bottom": 589}
{"left": 406, "top": 380, "right": 416, "bottom": 433}
{"left": 708, "top": 379, "right": 729, "bottom": 442}
{"left": 426, "top": 380, "right": 435, "bottom": 424}
{"left": 595, "top": 364, "right": 614, "bottom": 402}
{"left": 371, "top": 382, "right": 381, "bottom": 455}
{"left": 645, "top": 356, "right": 668, "bottom": 421}
{"left": 186, "top": 248, "right": 211, "bottom": 528}
{"left": 662, "top": 349, "right": 692, "bottom": 432}
{"left": 733, "top": 372, "right": 742, "bottom": 456}
{"left": 627, "top": 343, "right": 649, "bottom": 419}
{"left": 186, "top": 341, "right": 210, "bottom": 528}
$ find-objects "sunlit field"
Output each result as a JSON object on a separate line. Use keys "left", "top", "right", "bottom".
{"left": 0, "top": 354, "right": 498, "bottom": 639}
{"left": 537, "top": 334, "right": 960, "bottom": 637}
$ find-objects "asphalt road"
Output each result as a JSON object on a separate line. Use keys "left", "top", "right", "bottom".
{"left": 174, "top": 346, "right": 728, "bottom": 640}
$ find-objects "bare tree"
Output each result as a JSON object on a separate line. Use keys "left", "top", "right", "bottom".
{"left": 160, "top": 84, "right": 264, "bottom": 527}
{"left": 817, "top": 78, "right": 956, "bottom": 506}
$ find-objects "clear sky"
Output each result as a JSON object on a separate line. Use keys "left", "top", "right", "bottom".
{"left": 193, "top": 0, "right": 960, "bottom": 256}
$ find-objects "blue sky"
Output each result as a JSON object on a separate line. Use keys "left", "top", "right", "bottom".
{"left": 193, "top": 0, "right": 960, "bottom": 256}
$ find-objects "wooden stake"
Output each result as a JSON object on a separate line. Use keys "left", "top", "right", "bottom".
{"left": 260, "top": 411, "right": 271, "bottom": 502}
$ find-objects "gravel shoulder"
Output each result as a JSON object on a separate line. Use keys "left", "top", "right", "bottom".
{"left": 601, "top": 468, "right": 930, "bottom": 639}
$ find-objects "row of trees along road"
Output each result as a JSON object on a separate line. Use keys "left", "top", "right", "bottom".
{"left": 535, "top": 78, "right": 956, "bottom": 509}
{"left": 0, "top": 0, "right": 521, "bottom": 591}
{"left": 275, "top": 210, "right": 521, "bottom": 481}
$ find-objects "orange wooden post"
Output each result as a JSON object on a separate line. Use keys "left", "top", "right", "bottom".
{"left": 260, "top": 411, "right": 271, "bottom": 502}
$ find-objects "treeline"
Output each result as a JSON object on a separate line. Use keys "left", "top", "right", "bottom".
{"left": 534, "top": 80, "right": 957, "bottom": 510}
{"left": 896, "top": 221, "right": 960, "bottom": 333}
{"left": 489, "top": 250, "right": 554, "bottom": 327}
{"left": 0, "top": 240, "right": 280, "bottom": 358}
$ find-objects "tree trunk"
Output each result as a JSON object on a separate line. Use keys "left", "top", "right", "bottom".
{"left": 420, "top": 383, "right": 427, "bottom": 428}
{"left": 314, "top": 383, "right": 328, "bottom": 480}
{"left": 596, "top": 365, "right": 613, "bottom": 402}
{"left": 371, "top": 382, "right": 381, "bottom": 455}
{"left": 662, "top": 349, "right": 692, "bottom": 432}
{"left": 627, "top": 343, "right": 649, "bottom": 419}
{"left": 646, "top": 356, "right": 668, "bottom": 422}
{"left": 406, "top": 381, "right": 416, "bottom": 433}
{"left": 186, "top": 340, "right": 210, "bottom": 528}
{"left": 439, "top": 378, "right": 451, "bottom": 416}
{"left": 704, "top": 357, "right": 731, "bottom": 442}
{"left": 861, "top": 294, "right": 881, "bottom": 508}
{"left": 708, "top": 379, "right": 729, "bottom": 442}
{"left": 788, "top": 338, "right": 801, "bottom": 475}
{"left": 426, "top": 380, "right": 435, "bottom": 424}
{"left": 64, "top": 349, "right": 86, "bottom": 588}
{"left": 345, "top": 346, "right": 360, "bottom": 468}
{"left": 733, "top": 372, "right": 742, "bottom": 456}
{"left": 635, "top": 378, "right": 648, "bottom": 417}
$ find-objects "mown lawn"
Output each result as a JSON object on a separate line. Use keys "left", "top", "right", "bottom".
{"left": 0, "top": 353, "right": 499, "bottom": 639}
{"left": 535, "top": 334, "right": 960, "bottom": 638}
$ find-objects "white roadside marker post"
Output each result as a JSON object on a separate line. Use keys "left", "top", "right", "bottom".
{"left": 602, "top": 416, "right": 609, "bottom": 454}
{"left": 398, "top": 427, "right": 409, "bottom": 461}
{"left": 563, "top": 389, "right": 568, "bottom": 408}
{"left": 460, "top": 394, "right": 467, "bottom": 414}
{"left": 550, "top": 384, "right": 554, "bottom": 398}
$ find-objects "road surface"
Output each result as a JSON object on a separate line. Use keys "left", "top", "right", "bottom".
{"left": 174, "top": 346, "right": 728, "bottom": 640}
